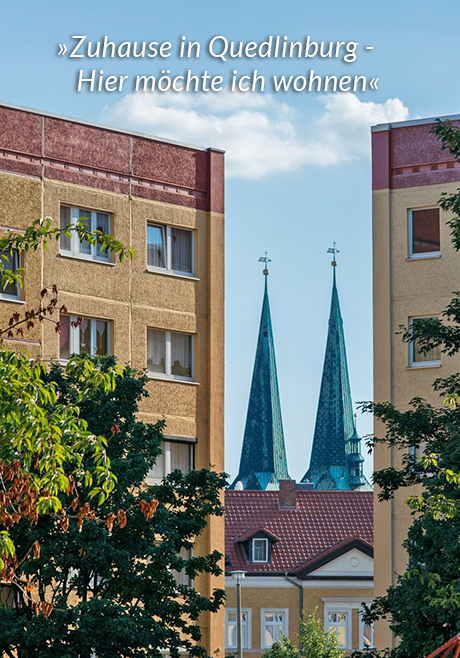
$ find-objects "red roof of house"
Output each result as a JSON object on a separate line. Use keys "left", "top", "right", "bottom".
{"left": 225, "top": 490, "right": 373, "bottom": 574}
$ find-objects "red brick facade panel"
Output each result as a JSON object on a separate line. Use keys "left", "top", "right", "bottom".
{"left": 392, "top": 167, "right": 460, "bottom": 189}
{"left": 0, "top": 155, "right": 41, "bottom": 179}
{"left": 0, "top": 103, "right": 225, "bottom": 213}
{"left": 0, "top": 106, "right": 42, "bottom": 156}
{"left": 43, "top": 165, "right": 130, "bottom": 195}
{"left": 371, "top": 131, "right": 390, "bottom": 191}
{"left": 208, "top": 150, "right": 225, "bottom": 215}
{"left": 131, "top": 182, "right": 207, "bottom": 210}
{"left": 132, "top": 137, "right": 209, "bottom": 191}
{"left": 391, "top": 122, "right": 460, "bottom": 169}
{"left": 44, "top": 118, "right": 131, "bottom": 174}
{"left": 372, "top": 120, "right": 460, "bottom": 191}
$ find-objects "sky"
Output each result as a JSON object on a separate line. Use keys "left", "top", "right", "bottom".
{"left": 2, "top": 0, "right": 460, "bottom": 483}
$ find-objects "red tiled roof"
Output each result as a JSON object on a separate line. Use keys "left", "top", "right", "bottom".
{"left": 225, "top": 490, "right": 373, "bottom": 574}
{"left": 293, "top": 536, "right": 374, "bottom": 576}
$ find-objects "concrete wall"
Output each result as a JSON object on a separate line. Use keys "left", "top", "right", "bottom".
{"left": 0, "top": 102, "right": 225, "bottom": 654}
{"left": 372, "top": 119, "right": 460, "bottom": 650}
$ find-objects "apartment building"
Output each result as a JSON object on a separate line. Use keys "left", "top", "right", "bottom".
{"left": 0, "top": 101, "right": 225, "bottom": 653}
{"left": 372, "top": 115, "right": 460, "bottom": 649}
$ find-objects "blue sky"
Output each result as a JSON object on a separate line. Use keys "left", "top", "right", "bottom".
{"left": 2, "top": 0, "right": 460, "bottom": 482}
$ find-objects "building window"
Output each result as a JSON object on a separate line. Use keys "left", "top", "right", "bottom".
{"left": 147, "top": 224, "right": 194, "bottom": 276}
{"left": 261, "top": 609, "right": 288, "bottom": 649}
{"left": 60, "top": 205, "right": 111, "bottom": 262}
{"left": 326, "top": 612, "right": 348, "bottom": 649}
{"left": 408, "top": 208, "right": 440, "bottom": 259}
{"left": 171, "top": 546, "right": 193, "bottom": 587}
{"left": 359, "top": 613, "right": 374, "bottom": 650}
{"left": 147, "top": 329, "right": 194, "bottom": 380}
{"left": 226, "top": 609, "right": 251, "bottom": 649}
{"left": 147, "top": 440, "right": 194, "bottom": 485}
{"left": 59, "top": 315, "right": 111, "bottom": 360}
{"left": 252, "top": 538, "right": 268, "bottom": 563}
{"left": 409, "top": 317, "right": 441, "bottom": 367}
{"left": 0, "top": 250, "right": 21, "bottom": 301}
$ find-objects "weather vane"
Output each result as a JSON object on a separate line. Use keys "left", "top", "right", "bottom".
{"left": 327, "top": 242, "right": 339, "bottom": 267}
{"left": 258, "top": 252, "right": 271, "bottom": 276}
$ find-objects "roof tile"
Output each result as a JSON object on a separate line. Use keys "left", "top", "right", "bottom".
{"left": 225, "top": 490, "right": 373, "bottom": 574}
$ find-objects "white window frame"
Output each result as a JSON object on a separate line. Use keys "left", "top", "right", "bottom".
{"left": 408, "top": 316, "right": 441, "bottom": 368}
{"left": 147, "top": 223, "right": 195, "bottom": 277}
{"left": 325, "top": 611, "right": 350, "bottom": 650}
{"left": 0, "top": 249, "right": 22, "bottom": 301}
{"left": 359, "top": 611, "right": 374, "bottom": 650}
{"left": 225, "top": 608, "right": 252, "bottom": 650}
{"left": 146, "top": 439, "right": 194, "bottom": 485}
{"left": 171, "top": 546, "right": 194, "bottom": 589}
{"left": 252, "top": 538, "right": 269, "bottom": 563}
{"left": 260, "top": 608, "right": 289, "bottom": 649}
{"left": 408, "top": 207, "right": 441, "bottom": 260}
{"left": 147, "top": 329, "right": 195, "bottom": 382}
{"left": 60, "top": 205, "right": 112, "bottom": 263}
{"left": 59, "top": 315, "right": 111, "bottom": 361}
{"left": 322, "top": 598, "right": 373, "bottom": 652}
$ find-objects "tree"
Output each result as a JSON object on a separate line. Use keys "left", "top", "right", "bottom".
{"left": 0, "top": 356, "right": 226, "bottom": 658}
{"left": 0, "top": 217, "right": 135, "bottom": 570}
{"left": 354, "top": 120, "right": 460, "bottom": 658}
{"left": 262, "top": 611, "right": 344, "bottom": 658}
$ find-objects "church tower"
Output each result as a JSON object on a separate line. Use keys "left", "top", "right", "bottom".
{"left": 230, "top": 255, "right": 290, "bottom": 490}
{"left": 301, "top": 246, "right": 371, "bottom": 491}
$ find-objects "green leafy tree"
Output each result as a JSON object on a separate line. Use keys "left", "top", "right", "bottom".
{"left": 0, "top": 217, "right": 135, "bottom": 567}
{"left": 353, "top": 120, "right": 460, "bottom": 658}
{"left": 0, "top": 356, "right": 226, "bottom": 658}
{"left": 262, "top": 611, "right": 344, "bottom": 658}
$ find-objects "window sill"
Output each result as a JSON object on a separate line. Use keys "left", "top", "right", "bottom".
{"left": 58, "top": 253, "right": 115, "bottom": 266}
{"left": 146, "top": 267, "right": 199, "bottom": 281}
{"left": 147, "top": 373, "right": 199, "bottom": 386}
{"left": 407, "top": 363, "right": 441, "bottom": 370}
{"left": 226, "top": 650, "right": 251, "bottom": 653}
{"left": 405, "top": 254, "right": 441, "bottom": 261}
{"left": 0, "top": 297, "right": 25, "bottom": 304}
{"left": 146, "top": 478, "right": 163, "bottom": 486}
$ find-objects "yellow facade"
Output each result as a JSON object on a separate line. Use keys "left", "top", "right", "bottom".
{"left": 372, "top": 119, "right": 460, "bottom": 649}
{"left": 0, "top": 102, "right": 225, "bottom": 655}
{"left": 225, "top": 580, "right": 373, "bottom": 655}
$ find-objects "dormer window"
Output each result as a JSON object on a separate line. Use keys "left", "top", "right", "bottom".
{"left": 252, "top": 538, "right": 268, "bottom": 563}
{"left": 235, "top": 526, "right": 279, "bottom": 565}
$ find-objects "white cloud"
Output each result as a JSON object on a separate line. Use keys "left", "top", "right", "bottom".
{"left": 101, "top": 90, "right": 409, "bottom": 179}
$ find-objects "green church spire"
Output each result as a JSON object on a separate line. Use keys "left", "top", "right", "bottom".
{"left": 231, "top": 255, "right": 290, "bottom": 490}
{"left": 302, "top": 246, "right": 371, "bottom": 491}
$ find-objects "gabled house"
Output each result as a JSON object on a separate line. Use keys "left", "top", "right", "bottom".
{"left": 225, "top": 481, "right": 374, "bottom": 654}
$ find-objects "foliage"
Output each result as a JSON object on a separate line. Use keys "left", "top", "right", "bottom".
{"left": 353, "top": 120, "right": 460, "bottom": 658}
{"left": 0, "top": 215, "right": 134, "bottom": 290}
{"left": 0, "top": 351, "right": 119, "bottom": 565}
{"left": 262, "top": 611, "right": 344, "bottom": 658}
{"left": 0, "top": 217, "right": 135, "bottom": 568}
{"left": 0, "top": 356, "right": 226, "bottom": 658}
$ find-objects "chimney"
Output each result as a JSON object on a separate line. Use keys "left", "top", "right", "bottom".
{"left": 279, "top": 480, "right": 297, "bottom": 509}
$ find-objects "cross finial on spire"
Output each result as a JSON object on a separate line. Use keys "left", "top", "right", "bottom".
{"left": 258, "top": 251, "right": 271, "bottom": 276}
{"left": 327, "top": 242, "right": 339, "bottom": 267}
